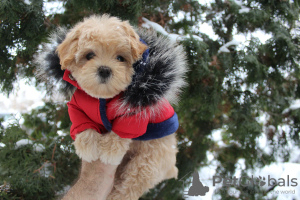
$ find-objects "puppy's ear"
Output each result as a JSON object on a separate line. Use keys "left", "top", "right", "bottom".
{"left": 122, "top": 21, "right": 147, "bottom": 62}
{"left": 56, "top": 30, "right": 79, "bottom": 70}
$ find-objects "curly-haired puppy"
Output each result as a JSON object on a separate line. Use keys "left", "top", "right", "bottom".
{"left": 47, "top": 15, "right": 187, "bottom": 199}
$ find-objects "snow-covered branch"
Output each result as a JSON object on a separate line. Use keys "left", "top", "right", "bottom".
{"left": 141, "top": 17, "right": 202, "bottom": 42}
{"left": 218, "top": 39, "right": 241, "bottom": 53}
{"left": 15, "top": 139, "right": 45, "bottom": 152}
{"left": 233, "top": 0, "right": 251, "bottom": 13}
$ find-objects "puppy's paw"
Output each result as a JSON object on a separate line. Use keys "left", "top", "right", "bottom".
{"left": 97, "top": 132, "right": 132, "bottom": 165}
{"left": 73, "top": 129, "right": 102, "bottom": 163}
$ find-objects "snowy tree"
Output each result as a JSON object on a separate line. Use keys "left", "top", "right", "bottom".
{"left": 0, "top": 0, "right": 299, "bottom": 199}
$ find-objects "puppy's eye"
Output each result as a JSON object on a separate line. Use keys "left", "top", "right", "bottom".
{"left": 86, "top": 52, "right": 95, "bottom": 60}
{"left": 116, "top": 55, "right": 125, "bottom": 62}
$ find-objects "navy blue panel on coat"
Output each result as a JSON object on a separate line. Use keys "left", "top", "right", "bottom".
{"left": 133, "top": 113, "right": 179, "bottom": 141}
{"left": 99, "top": 98, "right": 112, "bottom": 132}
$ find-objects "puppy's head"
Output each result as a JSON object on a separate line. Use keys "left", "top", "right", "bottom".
{"left": 56, "top": 15, "right": 147, "bottom": 98}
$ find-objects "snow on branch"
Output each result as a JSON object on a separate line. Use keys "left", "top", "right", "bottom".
{"left": 282, "top": 99, "right": 300, "bottom": 114}
{"left": 218, "top": 39, "right": 241, "bottom": 53}
{"left": 233, "top": 0, "right": 251, "bottom": 13}
{"left": 15, "top": 139, "right": 45, "bottom": 152}
{"left": 141, "top": 17, "right": 202, "bottom": 42}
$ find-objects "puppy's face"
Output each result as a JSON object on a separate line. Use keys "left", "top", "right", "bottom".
{"left": 57, "top": 15, "right": 147, "bottom": 98}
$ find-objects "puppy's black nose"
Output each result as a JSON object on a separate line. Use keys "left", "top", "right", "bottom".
{"left": 98, "top": 66, "right": 112, "bottom": 80}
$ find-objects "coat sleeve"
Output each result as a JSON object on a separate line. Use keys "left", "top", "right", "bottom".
{"left": 67, "top": 96, "right": 103, "bottom": 140}
{"left": 111, "top": 111, "right": 150, "bottom": 139}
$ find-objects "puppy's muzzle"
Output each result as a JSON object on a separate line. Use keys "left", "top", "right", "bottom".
{"left": 98, "top": 66, "right": 112, "bottom": 83}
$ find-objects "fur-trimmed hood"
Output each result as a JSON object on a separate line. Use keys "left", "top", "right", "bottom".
{"left": 35, "top": 28, "right": 187, "bottom": 111}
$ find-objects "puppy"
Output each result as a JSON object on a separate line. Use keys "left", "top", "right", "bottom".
{"left": 38, "top": 14, "right": 187, "bottom": 199}
{"left": 56, "top": 15, "right": 146, "bottom": 166}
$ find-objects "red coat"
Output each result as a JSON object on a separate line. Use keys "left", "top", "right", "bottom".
{"left": 63, "top": 70, "right": 178, "bottom": 140}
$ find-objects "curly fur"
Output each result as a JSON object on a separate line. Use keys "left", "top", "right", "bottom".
{"left": 108, "top": 134, "right": 178, "bottom": 200}
{"left": 74, "top": 129, "right": 131, "bottom": 165}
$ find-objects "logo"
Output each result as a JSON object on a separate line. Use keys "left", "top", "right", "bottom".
{"left": 212, "top": 175, "right": 298, "bottom": 187}
{"left": 181, "top": 171, "right": 210, "bottom": 197}
{"left": 180, "top": 172, "right": 298, "bottom": 198}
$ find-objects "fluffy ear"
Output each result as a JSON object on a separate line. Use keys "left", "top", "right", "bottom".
{"left": 56, "top": 29, "right": 79, "bottom": 70}
{"left": 122, "top": 21, "right": 147, "bottom": 62}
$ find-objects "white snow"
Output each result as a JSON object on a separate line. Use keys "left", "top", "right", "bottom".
{"left": 57, "top": 130, "right": 68, "bottom": 136}
{"left": 267, "top": 125, "right": 276, "bottom": 132}
{"left": 283, "top": 99, "right": 300, "bottom": 114}
{"left": 256, "top": 132, "right": 272, "bottom": 155}
{"left": 290, "top": 99, "right": 300, "bottom": 110}
{"left": 252, "top": 29, "right": 273, "bottom": 44}
{"left": 0, "top": 78, "right": 45, "bottom": 115}
{"left": 209, "top": 129, "right": 227, "bottom": 147}
{"left": 33, "top": 143, "right": 46, "bottom": 152}
{"left": 198, "top": 0, "right": 215, "bottom": 5}
{"left": 218, "top": 39, "right": 241, "bottom": 53}
{"left": 15, "top": 139, "right": 45, "bottom": 152}
{"left": 218, "top": 45, "right": 231, "bottom": 53}
{"left": 239, "top": 7, "right": 251, "bottom": 13}
{"left": 199, "top": 22, "right": 219, "bottom": 40}
{"left": 233, "top": 0, "right": 251, "bottom": 14}
{"left": 24, "top": 0, "right": 31, "bottom": 5}
{"left": 43, "top": 0, "right": 65, "bottom": 16}
{"left": 141, "top": 17, "right": 169, "bottom": 35}
{"left": 233, "top": 0, "right": 243, "bottom": 6}
{"left": 141, "top": 17, "right": 203, "bottom": 42}
{"left": 15, "top": 139, "right": 33, "bottom": 147}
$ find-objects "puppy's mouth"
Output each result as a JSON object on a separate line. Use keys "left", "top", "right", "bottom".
{"left": 97, "top": 66, "right": 112, "bottom": 84}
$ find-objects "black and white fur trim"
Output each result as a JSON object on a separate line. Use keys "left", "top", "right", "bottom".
{"left": 34, "top": 28, "right": 187, "bottom": 111}
{"left": 117, "top": 29, "right": 187, "bottom": 115}
{"left": 34, "top": 27, "right": 75, "bottom": 98}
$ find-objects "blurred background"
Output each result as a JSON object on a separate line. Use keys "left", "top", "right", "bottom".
{"left": 0, "top": 0, "right": 299, "bottom": 199}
